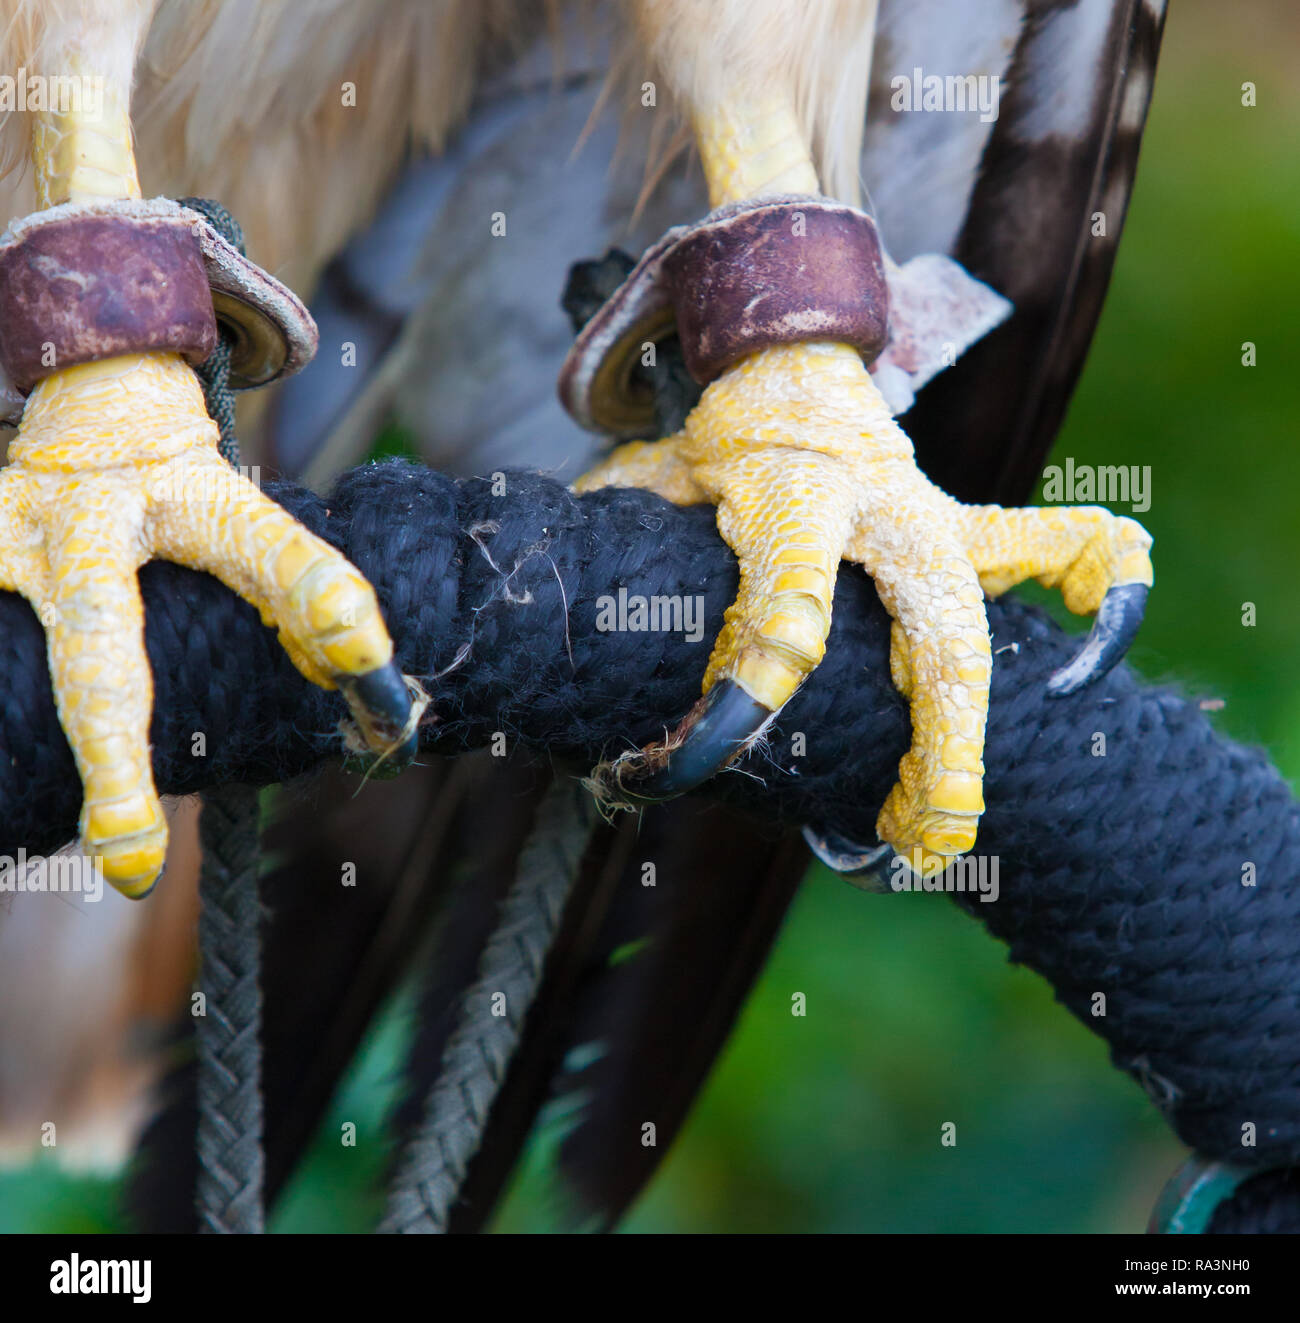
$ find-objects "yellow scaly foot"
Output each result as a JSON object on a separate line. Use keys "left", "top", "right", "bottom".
{"left": 0, "top": 354, "right": 413, "bottom": 897}
{"left": 577, "top": 92, "right": 1152, "bottom": 875}
{"left": 0, "top": 18, "right": 416, "bottom": 897}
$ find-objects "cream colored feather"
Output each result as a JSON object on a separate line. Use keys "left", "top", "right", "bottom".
{"left": 623, "top": 0, "right": 878, "bottom": 206}
{"left": 0, "top": 0, "right": 882, "bottom": 1172}
{"left": 0, "top": 0, "right": 534, "bottom": 288}
{"left": 0, "top": 0, "right": 876, "bottom": 284}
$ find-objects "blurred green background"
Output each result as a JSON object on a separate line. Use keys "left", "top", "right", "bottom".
{"left": 3, "top": 0, "right": 1296, "bottom": 1234}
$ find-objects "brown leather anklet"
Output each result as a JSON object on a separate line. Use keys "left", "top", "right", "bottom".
{"left": 558, "top": 193, "right": 1015, "bottom": 439}
{"left": 664, "top": 197, "right": 888, "bottom": 384}
{"left": 0, "top": 197, "right": 317, "bottom": 421}
{"left": 559, "top": 195, "right": 888, "bottom": 438}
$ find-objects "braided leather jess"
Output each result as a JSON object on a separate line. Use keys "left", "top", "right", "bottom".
{"left": 379, "top": 780, "right": 592, "bottom": 1233}
{"left": 195, "top": 782, "right": 265, "bottom": 1233}
{"left": 0, "top": 460, "right": 1296, "bottom": 1228}
{"left": 183, "top": 196, "right": 267, "bottom": 1235}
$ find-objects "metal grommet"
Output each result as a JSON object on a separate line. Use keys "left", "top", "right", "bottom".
{"left": 582, "top": 304, "right": 676, "bottom": 438}
{"left": 211, "top": 290, "right": 291, "bottom": 390}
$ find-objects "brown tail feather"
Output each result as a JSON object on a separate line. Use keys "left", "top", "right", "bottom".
{"left": 420, "top": 797, "right": 808, "bottom": 1231}
{"left": 393, "top": 767, "right": 636, "bottom": 1231}
{"left": 904, "top": 0, "right": 1168, "bottom": 506}
{"left": 550, "top": 803, "right": 807, "bottom": 1227}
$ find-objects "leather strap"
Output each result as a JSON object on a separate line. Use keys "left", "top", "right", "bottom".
{"left": 558, "top": 195, "right": 888, "bottom": 439}
{"left": 663, "top": 197, "right": 888, "bottom": 384}
{"left": 0, "top": 198, "right": 318, "bottom": 419}
{"left": 0, "top": 205, "right": 216, "bottom": 392}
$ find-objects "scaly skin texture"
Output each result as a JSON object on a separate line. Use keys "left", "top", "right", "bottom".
{"left": 577, "top": 96, "right": 1153, "bottom": 874}
{"left": 0, "top": 354, "right": 396, "bottom": 897}
{"left": 31, "top": 53, "right": 141, "bottom": 208}
{"left": 694, "top": 99, "right": 820, "bottom": 206}
{"left": 0, "top": 32, "right": 404, "bottom": 897}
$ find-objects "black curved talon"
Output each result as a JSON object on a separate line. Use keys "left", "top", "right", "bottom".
{"left": 801, "top": 825, "right": 891, "bottom": 892}
{"left": 338, "top": 662, "right": 420, "bottom": 771}
{"left": 135, "top": 866, "right": 164, "bottom": 901}
{"left": 1047, "top": 582, "right": 1149, "bottom": 697}
{"left": 618, "top": 679, "right": 774, "bottom": 801}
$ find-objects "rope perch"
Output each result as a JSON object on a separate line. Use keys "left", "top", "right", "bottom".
{"left": 1, "top": 459, "right": 1298, "bottom": 1210}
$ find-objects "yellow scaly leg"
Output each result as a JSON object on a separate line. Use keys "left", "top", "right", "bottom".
{"left": 0, "top": 12, "right": 413, "bottom": 897}
{"left": 578, "top": 92, "right": 1153, "bottom": 873}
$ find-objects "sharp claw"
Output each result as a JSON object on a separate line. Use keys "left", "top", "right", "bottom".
{"left": 617, "top": 679, "right": 774, "bottom": 801}
{"left": 801, "top": 825, "right": 891, "bottom": 891}
{"left": 111, "top": 864, "right": 163, "bottom": 901}
{"left": 130, "top": 862, "right": 165, "bottom": 901}
{"left": 1047, "top": 582, "right": 1149, "bottom": 697}
{"left": 338, "top": 662, "right": 421, "bottom": 771}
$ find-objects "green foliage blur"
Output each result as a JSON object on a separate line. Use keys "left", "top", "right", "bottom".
{"left": 1, "top": 0, "right": 1295, "bottom": 1234}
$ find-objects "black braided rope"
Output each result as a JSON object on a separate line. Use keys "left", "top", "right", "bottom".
{"left": 1, "top": 460, "right": 1297, "bottom": 1229}
{"left": 195, "top": 782, "right": 265, "bottom": 1233}
{"left": 379, "top": 780, "right": 591, "bottom": 1232}
{"left": 179, "top": 197, "right": 266, "bottom": 1233}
